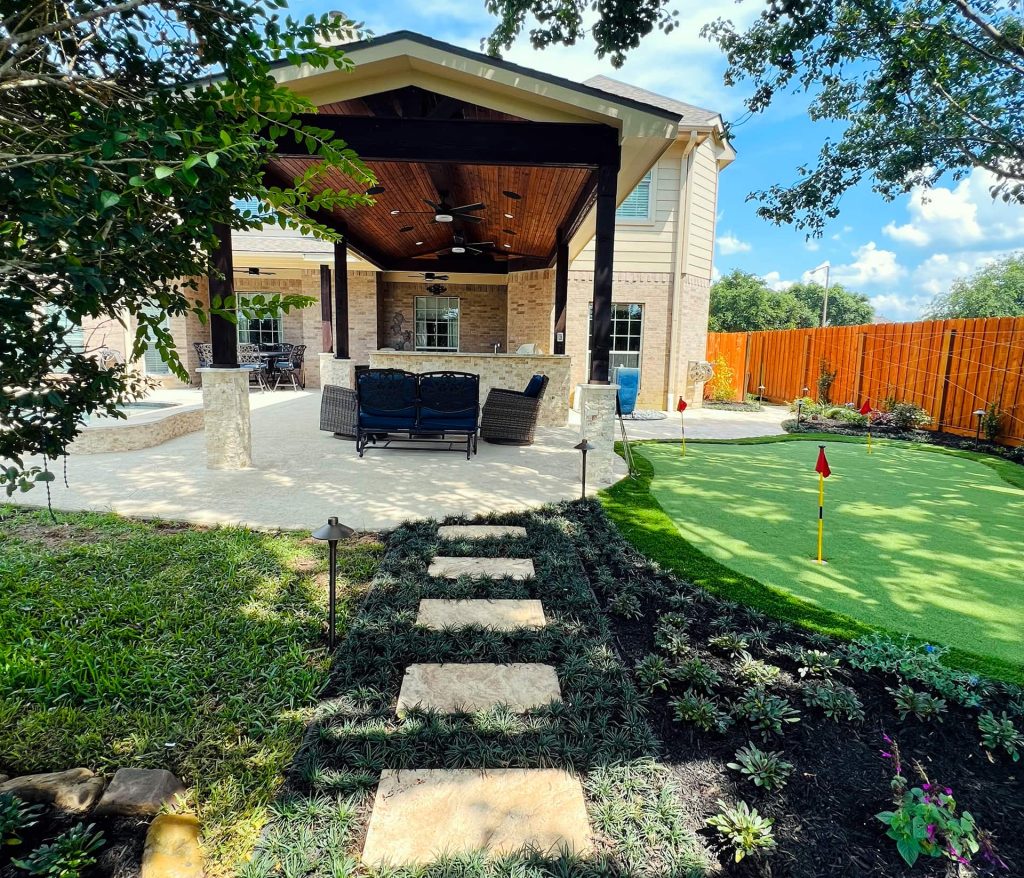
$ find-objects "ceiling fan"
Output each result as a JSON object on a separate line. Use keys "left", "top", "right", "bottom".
{"left": 419, "top": 233, "right": 495, "bottom": 257}
{"left": 408, "top": 271, "right": 450, "bottom": 281}
{"left": 394, "top": 193, "right": 485, "bottom": 225}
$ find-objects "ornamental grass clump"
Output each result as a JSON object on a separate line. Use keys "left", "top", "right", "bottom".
{"left": 706, "top": 800, "right": 776, "bottom": 863}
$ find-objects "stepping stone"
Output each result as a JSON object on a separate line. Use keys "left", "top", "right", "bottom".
{"left": 95, "top": 768, "right": 186, "bottom": 817}
{"left": 141, "top": 813, "right": 204, "bottom": 878}
{"left": 438, "top": 525, "right": 527, "bottom": 541}
{"left": 397, "top": 663, "right": 561, "bottom": 715}
{"left": 417, "top": 598, "right": 546, "bottom": 630}
{"left": 427, "top": 556, "right": 535, "bottom": 580}
{"left": 0, "top": 768, "right": 105, "bottom": 814}
{"left": 362, "top": 768, "right": 591, "bottom": 866}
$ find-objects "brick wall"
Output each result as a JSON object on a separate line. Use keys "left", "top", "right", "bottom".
{"left": 675, "top": 273, "right": 711, "bottom": 406}
{"left": 565, "top": 270, "right": 673, "bottom": 409}
{"left": 378, "top": 281, "right": 507, "bottom": 354}
{"left": 506, "top": 269, "right": 555, "bottom": 353}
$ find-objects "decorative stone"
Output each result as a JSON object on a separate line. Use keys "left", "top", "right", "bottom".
{"left": 397, "top": 663, "right": 561, "bottom": 715}
{"left": 427, "top": 556, "right": 535, "bottom": 580}
{"left": 362, "top": 769, "right": 591, "bottom": 866}
{"left": 199, "top": 367, "right": 252, "bottom": 470}
{"left": 319, "top": 354, "right": 355, "bottom": 389}
{"left": 438, "top": 525, "right": 528, "bottom": 541}
{"left": 0, "top": 768, "right": 105, "bottom": 814}
{"left": 416, "top": 599, "right": 546, "bottom": 630}
{"left": 577, "top": 383, "right": 620, "bottom": 488}
{"left": 141, "top": 813, "right": 204, "bottom": 878}
{"left": 95, "top": 769, "right": 186, "bottom": 817}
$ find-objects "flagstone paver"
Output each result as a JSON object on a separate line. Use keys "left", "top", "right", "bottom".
{"left": 361, "top": 768, "right": 592, "bottom": 866}
{"left": 396, "top": 663, "right": 561, "bottom": 715}
{"left": 427, "top": 556, "right": 535, "bottom": 580}
{"left": 416, "top": 598, "right": 546, "bottom": 630}
{"left": 438, "top": 525, "right": 528, "bottom": 540}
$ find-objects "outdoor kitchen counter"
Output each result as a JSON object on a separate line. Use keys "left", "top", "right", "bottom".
{"left": 367, "top": 351, "right": 571, "bottom": 427}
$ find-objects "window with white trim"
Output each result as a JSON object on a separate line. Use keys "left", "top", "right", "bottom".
{"left": 141, "top": 307, "right": 171, "bottom": 375}
{"left": 588, "top": 303, "right": 644, "bottom": 382}
{"left": 415, "top": 296, "right": 460, "bottom": 352}
{"left": 236, "top": 292, "right": 283, "bottom": 347}
{"left": 616, "top": 170, "right": 653, "bottom": 221}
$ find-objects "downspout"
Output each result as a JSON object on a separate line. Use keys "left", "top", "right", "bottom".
{"left": 665, "top": 130, "right": 700, "bottom": 408}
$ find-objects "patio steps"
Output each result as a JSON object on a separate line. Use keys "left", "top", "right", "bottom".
{"left": 360, "top": 525, "right": 592, "bottom": 866}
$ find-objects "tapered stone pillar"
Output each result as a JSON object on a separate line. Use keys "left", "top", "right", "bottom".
{"left": 319, "top": 353, "right": 355, "bottom": 389}
{"left": 200, "top": 368, "right": 251, "bottom": 469}
{"left": 578, "top": 383, "right": 619, "bottom": 488}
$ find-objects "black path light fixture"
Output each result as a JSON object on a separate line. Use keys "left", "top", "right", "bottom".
{"left": 973, "top": 409, "right": 987, "bottom": 447}
{"left": 311, "top": 516, "right": 354, "bottom": 649}
{"left": 575, "top": 438, "right": 594, "bottom": 500}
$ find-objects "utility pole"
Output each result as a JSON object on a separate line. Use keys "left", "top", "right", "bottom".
{"left": 808, "top": 261, "right": 831, "bottom": 327}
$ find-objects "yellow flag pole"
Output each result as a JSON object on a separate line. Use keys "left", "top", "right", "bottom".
{"left": 817, "top": 472, "right": 825, "bottom": 563}
{"left": 680, "top": 409, "right": 686, "bottom": 457}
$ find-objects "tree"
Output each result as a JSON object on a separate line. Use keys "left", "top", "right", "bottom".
{"left": 789, "top": 283, "right": 875, "bottom": 327}
{"left": 708, "top": 270, "right": 812, "bottom": 332}
{"left": 1, "top": 1, "right": 373, "bottom": 494}
{"left": 924, "top": 253, "right": 1024, "bottom": 318}
{"left": 484, "top": 0, "right": 1024, "bottom": 233}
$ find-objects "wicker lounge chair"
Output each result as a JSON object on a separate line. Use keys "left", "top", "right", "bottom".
{"left": 319, "top": 385, "right": 358, "bottom": 438}
{"left": 480, "top": 374, "right": 548, "bottom": 445}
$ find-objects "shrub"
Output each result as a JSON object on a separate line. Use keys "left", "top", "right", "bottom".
{"left": 977, "top": 711, "right": 1022, "bottom": 762}
{"left": 802, "top": 681, "right": 865, "bottom": 722}
{"left": 708, "top": 353, "right": 738, "bottom": 402}
{"left": 817, "top": 359, "right": 837, "bottom": 404}
{"left": 876, "top": 401, "right": 931, "bottom": 430}
{"left": 0, "top": 794, "right": 43, "bottom": 847}
{"left": 670, "top": 690, "right": 733, "bottom": 733}
{"left": 672, "top": 656, "right": 723, "bottom": 693}
{"left": 733, "top": 689, "right": 801, "bottom": 740}
{"left": 727, "top": 744, "right": 793, "bottom": 790}
{"left": 828, "top": 407, "right": 869, "bottom": 425}
{"left": 635, "top": 654, "right": 670, "bottom": 693}
{"left": 981, "top": 401, "right": 1002, "bottom": 441}
{"left": 889, "top": 684, "right": 947, "bottom": 721}
{"left": 12, "top": 823, "right": 105, "bottom": 877}
{"left": 706, "top": 800, "right": 776, "bottom": 862}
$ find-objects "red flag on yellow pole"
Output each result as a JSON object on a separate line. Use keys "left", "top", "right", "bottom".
{"left": 677, "top": 397, "right": 688, "bottom": 456}
{"left": 859, "top": 400, "right": 873, "bottom": 454}
{"left": 814, "top": 445, "right": 831, "bottom": 563}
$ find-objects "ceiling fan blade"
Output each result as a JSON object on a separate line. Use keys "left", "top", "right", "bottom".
{"left": 423, "top": 199, "right": 442, "bottom": 210}
{"left": 451, "top": 202, "right": 485, "bottom": 213}
{"left": 467, "top": 247, "right": 483, "bottom": 255}
{"left": 456, "top": 214, "right": 484, "bottom": 224}
{"left": 471, "top": 241, "right": 495, "bottom": 248}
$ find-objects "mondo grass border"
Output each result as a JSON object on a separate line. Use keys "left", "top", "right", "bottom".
{"left": 601, "top": 435, "right": 1024, "bottom": 685}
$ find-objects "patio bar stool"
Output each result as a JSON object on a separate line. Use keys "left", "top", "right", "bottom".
{"left": 274, "top": 344, "right": 306, "bottom": 390}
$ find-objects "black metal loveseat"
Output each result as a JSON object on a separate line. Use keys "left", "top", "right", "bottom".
{"left": 355, "top": 368, "right": 480, "bottom": 459}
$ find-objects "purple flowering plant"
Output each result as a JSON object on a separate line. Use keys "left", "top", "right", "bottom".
{"left": 875, "top": 735, "right": 1002, "bottom": 869}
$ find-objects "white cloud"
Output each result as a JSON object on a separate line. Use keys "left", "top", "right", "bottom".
{"left": 717, "top": 233, "right": 751, "bottom": 255}
{"left": 911, "top": 249, "right": 1008, "bottom": 296}
{"left": 882, "top": 168, "right": 1024, "bottom": 249}
{"left": 833, "top": 242, "right": 906, "bottom": 287}
{"left": 805, "top": 239, "right": 820, "bottom": 252}
{"left": 762, "top": 271, "right": 794, "bottom": 291}
{"left": 868, "top": 293, "right": 935, "bottom": 322}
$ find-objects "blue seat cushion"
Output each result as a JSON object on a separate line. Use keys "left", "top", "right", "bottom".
{"left": 418, "top": 407, "right": 478, "bottom": 431}
{"left": 359, "top": 406, "right": 417, "bottom": 430}
{"left": 523, "top": 375, "right": 545, "bottom": 398}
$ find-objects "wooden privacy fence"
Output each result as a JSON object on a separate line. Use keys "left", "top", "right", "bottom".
{"left": 706, "top": 317, "right": 1024, "bottom": 446}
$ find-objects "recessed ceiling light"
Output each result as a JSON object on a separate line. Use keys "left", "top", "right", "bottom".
{"left": 502, "top": 190, "right": 522, "bottom": 200}
{"left": 399, "top": 226, "right": 413, "bottom": 233}
{"left": 504, "top": 213, "right": 514, "bottom": 219}
{"left": 365, "top": 185, "right": 386, "bottom": 196}
{"left": 415, "top": 240, "right": 424, "bottom": 246}
{"left": 502, "top": 229, "right": 516, "bottom": 235}
{"left": 503, "top": 243, "right": 512, "bottom": 248}
{"left": 390, "top": 209, "right": 401, "bottom": 215}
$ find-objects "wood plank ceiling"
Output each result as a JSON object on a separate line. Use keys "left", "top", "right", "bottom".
{"left": 264, "top": 86, "right": 599, "bottom": 273}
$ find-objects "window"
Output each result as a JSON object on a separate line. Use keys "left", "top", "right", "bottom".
{"left": 415, "top": 297, "right": 460, "bottom": 352}
{"left": 236, "top": 292, "right": 283, "bottom": 347}
{"left": 588, "top": 303, "right": 644, "bottom": 381}
{"left": 616, "top": 170, "right": 653, "bottom": 221}
{"left": 141, "top": 307, "right": 171, "bottom": 375}
{"left": 233, "top": 196, "right": 276, "bottom": 223}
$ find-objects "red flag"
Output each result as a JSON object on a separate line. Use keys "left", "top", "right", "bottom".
{"left": 815, "top": 446, "right": 831, "bottom": 478}
{"left": 859, "top": 400, "right": 872, "bottom": 415}
{"left": 677, "top": 397, "right": 688, "bottom": 412}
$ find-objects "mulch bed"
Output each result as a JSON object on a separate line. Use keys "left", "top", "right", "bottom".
{"left": 703, "top": 400, "right": 765, "bottom": 412}
{"left": 565, "top": 502, "right": 1023, "bottom": 878}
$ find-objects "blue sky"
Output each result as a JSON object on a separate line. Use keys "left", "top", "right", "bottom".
{"left": 293, "top": 0, "right": 1024, "bottom": 321}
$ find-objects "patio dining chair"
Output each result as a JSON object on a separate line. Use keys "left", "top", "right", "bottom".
{"left": 274, "top": 344, "right": 306, "bottom": 390}
{"left": 238, "top": 343, "right": 270, "bottom": 391}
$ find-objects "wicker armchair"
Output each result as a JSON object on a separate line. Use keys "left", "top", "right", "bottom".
{"left": 319, "top": 385, "right": 358, "bottom": 438}
{"left": 480, "top": 374, "right": 549, "bottom": 445}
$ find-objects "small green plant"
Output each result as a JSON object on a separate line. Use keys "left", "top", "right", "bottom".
{"left": 785, "top": 646, "right": 841, "bottom": 678}
{"left": 635, "top": 654, "right": 670, "bottom": 693}
{"left": 654, "top": 613, "right": 690, "bottom": 658}
{"left": 726, "top": 744, "right": 793, "bottom": 790}
{"left": 802, "top": 681, "right": 865, "bottom": 722}
{"left": 817, "top": 358, "right": 837, "bottom": 404}
{"left": 0, "top": 794, "right": 43, "bottom": 846}
{"left": 706, "top": 799, "right": 776, "bottom": 862}
{"left": 878, "top": 400, "right": 931, "bottom": 430}
{"left": 608, "top": 590, "right": 643, "bottom": 619}
{"left": 981, "top": 401, "right": 1002, "bottom": 441}
{"left": 708, "top": 632, "right": 750, "bottom": 657}
{"left": 12, "top": 823, "right": 105, "bottom": 877}
{"left": 670, "top": 690, "right": 733, "bottom": 733}
{"left": 733, "top": 653, "right": 781, "bottom": 687}
{"left": 889, "top": 685, "right": 947, "bottom": 721}
{"left": 672, "top": 656, "right": 723, "bottom": 693}
{"left": 708, "top": 353, "right": 737, "bottom": 402}
{"left": 733, "top": 689, "right": 801, "bottom": 740}
{"left": 977, "top": 711, "right": 1021, "bottom": 761}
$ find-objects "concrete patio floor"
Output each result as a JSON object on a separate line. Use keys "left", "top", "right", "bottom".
{"left": 22, "top": 391, "right": 787, "bottom": 531}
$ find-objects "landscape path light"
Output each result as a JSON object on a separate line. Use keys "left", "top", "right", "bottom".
{"left": 311, "top": 515, "right": 354, "bottom": 649}
{"left": 574, "top": 438, "right": 594, "bottom": 500}
{"left": 973, "top": 409, "right": 986, "bottom": 447}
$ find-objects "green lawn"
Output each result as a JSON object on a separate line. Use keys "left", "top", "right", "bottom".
{"left": 603, "top": 437, "right": 1024, "bottom": 681}
{"left": 0, "top": 507, "right": 382, "bottom": 876}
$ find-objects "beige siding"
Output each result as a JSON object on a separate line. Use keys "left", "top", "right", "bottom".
{"left": 684, "top": 139, "right": 719, "bottom": 280}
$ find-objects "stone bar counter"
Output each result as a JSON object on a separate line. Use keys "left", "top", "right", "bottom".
{"left": 367, "top": 351, "right": 571, "bottom": 427}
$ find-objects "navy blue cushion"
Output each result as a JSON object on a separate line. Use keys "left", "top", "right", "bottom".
{"left": 418, "top": 412, "right": 478, "bottom": 431}
{"left": 360, "top": 409, "right": 416, "bottom": 430}
{"left": 523, "top": 374, "right": 545, "bottom": 398}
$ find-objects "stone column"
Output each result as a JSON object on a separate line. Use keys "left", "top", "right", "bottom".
{"left": 199, "top": 368, "right": 251, "bottom": 469}
{"left": 578, "top": 383, "right": 619, "bottom": 488}
{"left": 319, "top": 354, "right": 355, "bottom": 389}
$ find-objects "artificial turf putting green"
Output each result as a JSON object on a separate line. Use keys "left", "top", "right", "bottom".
{"left": 637, "top": 438, "right": 1024, "bottom": 674}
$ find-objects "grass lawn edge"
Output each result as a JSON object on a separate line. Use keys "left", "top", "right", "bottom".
{"left": 600, "top": 434, "right": 1024, "bottom": 685}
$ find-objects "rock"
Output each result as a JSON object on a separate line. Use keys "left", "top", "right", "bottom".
{"left": 141, "top": 813, "right": 204, "bottom": 878}
{"left": 95, "top": 769, "right": 186, "bottom": 817}
{"left": 0, "top": 774, "right": 8, "bottom": 785}
{"left": 0, "top": 768, "right": 105, "bottom": 813}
